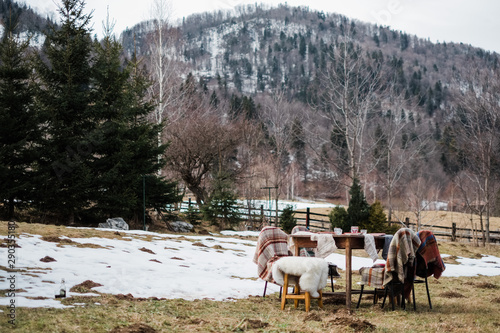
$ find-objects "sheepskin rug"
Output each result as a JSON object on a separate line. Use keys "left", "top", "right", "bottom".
{"left": 272, "top": 257, "right": 328, "bottom": 298}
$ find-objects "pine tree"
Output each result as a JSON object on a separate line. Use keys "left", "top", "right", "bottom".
{"left": 34, "top": 0, "right": 95, "bottom": 223}
{"left": 347, "top": 178, "right": 370, "bottom": 230}
{"left": 90, "top": 27, "right": 180, "bottom": 223}
{"left": 0, "top": 10, "right": 37, "bottom": 219}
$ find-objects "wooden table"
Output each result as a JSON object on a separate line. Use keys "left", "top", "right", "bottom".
{"left": 289, "top": 233, "right": 385, "bottom": 309}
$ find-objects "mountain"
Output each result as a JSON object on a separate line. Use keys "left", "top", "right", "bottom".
{"left": 121, "top": 4, "right": 498, "bottom": 121}
{"left": 0, "top": 0, "right": 52, "bottom": 47}
{"left": 5, "top": 1, "right": 500, "bottom": 213}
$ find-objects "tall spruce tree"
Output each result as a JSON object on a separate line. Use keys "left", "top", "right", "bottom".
{"left": 90, "top": 24, "right": 180, "bottom": 223}
{"left": 347, "top": 178, "right": 371, "bottom": 230}
{"left": 0, "top": 10, "right": 37, "bottom": 219}
{"left": 35, "top": 0, "right": 95, "bottom": 223}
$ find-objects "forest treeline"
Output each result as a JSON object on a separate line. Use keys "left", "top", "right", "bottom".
{"left": 2, "top": 1, "right": 500, "bottom": 242}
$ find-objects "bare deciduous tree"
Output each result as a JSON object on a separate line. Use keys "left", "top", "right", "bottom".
{"left": 315, "top": 29, "right": 385, "bottom": 194}
{"left": 452, "top": 64, "right": 500, "bottom": 244}
{"left": 146, "top": 0, "right": 185, "bottom": 174}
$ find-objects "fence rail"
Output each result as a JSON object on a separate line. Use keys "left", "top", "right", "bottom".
{"left": 166, "top": 201, "right": 500, "bottom": 243}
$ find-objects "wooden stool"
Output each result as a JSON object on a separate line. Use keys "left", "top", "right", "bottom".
{"left": 280, "top": 273, "right": 323, "bottom": 312}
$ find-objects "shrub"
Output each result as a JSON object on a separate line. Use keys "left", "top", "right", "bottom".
{"left": 183, "top": 205, "right": 202, "bottom": 225}
{"left": 279, "top": 205, "right": 297, "bottom": 233}
{"left": 329, "top": 206, "right": 349, "bottom": 232}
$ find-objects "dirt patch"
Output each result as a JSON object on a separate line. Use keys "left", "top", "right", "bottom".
{"left": 41, "top": 236, "right": 76, "bottom": 245}
{"left": 234, "top": 318, "right": 269, "bottom": 330}
{"left": 192, "top": 242, "right": 207, "bottom": 247}
{"left": 442, "top": 255, "right": 460, "bottom": 265}
{"left": 109, "top": 323, "right": 157, "bottom": 333}
{"left": 170, "top": 257, "right": 184, "bottom": 260}
{"left": 304, "top": 312, "right": 322, "bottom": 322}
{"left": 70, "top": 280, "right": 103, "bottom": 293}
{"left": 41, "top": 236, "right": 63, "bottom": 242}
{"left": 440, "top": 291, "right": 466, "bottom": 298}
{"left": 0, "top": 238, "right": 21, "bottom": 248}
{"left": 25, "top": 296, "right": 50, "bottom": 300}
{"left": 476, "top": 282, "right": 497, "bottom": 289}
{"left": 149, "top": 259, "right": 162, "bottom": 263}
{"left": 115, "top": 293, "right": 136, "bottom": 301}
{"left": 325, "top": 310, "right": 376, "bottom": 332}
{"left": 322, "top": 294, "right": 346, "bottom": 305}
{"left": 139, "top": 247, "right": 155, "bottom": 254}
{"left": 40, "top": 256, "right": 56, "bottom": 262}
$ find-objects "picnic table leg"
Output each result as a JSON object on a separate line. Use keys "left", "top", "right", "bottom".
{"left": 346, "top": 238, "right": 352, "bottom": 310}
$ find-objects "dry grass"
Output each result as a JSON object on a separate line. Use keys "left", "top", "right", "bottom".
{"left": 3, "top": 275, "right": 500, "bottom": 332}
{"left": 2, "top": 221, "right": 500, "bottom": 332}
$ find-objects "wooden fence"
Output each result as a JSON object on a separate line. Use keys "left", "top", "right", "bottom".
{"left": 167, "top": 200, "right": 500, "bottom": 243}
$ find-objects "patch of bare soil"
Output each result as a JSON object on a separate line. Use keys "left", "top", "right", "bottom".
{"left": 40, "top": 256, "right": 56, "bottom": 262}
{"left": 192, "top": 242, "right": 207, "bottom": 247}
{"left": 440, "top": 291, "right": 466, "bottom": 298}
{"left": 304, "top": 312, "right": 322, "bottom": 322}
{"left": 476, "top": 282, "right": 497, "bottom": 289}
{"left": 234, "top": 318, "right": 269, "bottom": 330}
{"left": 0, "top": 238, "right": 21, "bottom": 248}
{"left": 113, "top": 294, "right": 165, "bottom": 302}
{"left": 41, "top": 236, "right": 74, "bottom": 244}
{"left": 139, "top": 247, "right": 155, "bottom": 254}
{"left": 110, "top": 323, "right": 157, "bottom": 333}
{"left": 70, "top": 280, "right": 103, "bottom": 293}
{"left": 25, "top": 296, "right": 50, "bottom": 300}
{"left": 322, "top": 294, "right": 346, "bottom": 305}
{"left": 149, "top": 259, "right": 162, "bottom": 263}
{"left": 325, "top": 309, "right": 376, "bottom": 332}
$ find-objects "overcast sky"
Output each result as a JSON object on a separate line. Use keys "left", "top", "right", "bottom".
{"left": 26, "top": 0, "right": 500, "bottom": 53}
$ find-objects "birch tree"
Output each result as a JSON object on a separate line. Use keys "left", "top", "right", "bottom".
{"left": 318, "top": 30, "right": 384, "bottom": 184}
{"left": 146, "top": 0, "right": 183, "bottom": 174}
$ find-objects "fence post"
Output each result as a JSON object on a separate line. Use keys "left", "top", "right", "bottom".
{"left": 306, "top": 207, "right": 310, "bottom": 229}
{"left": 188, "top": 197, "right": 192, "bottom": 208}
{"left": 248, "top": 204, "right": 252, "bottom": 228}
{"left": 405, "top": 217, "right": 410, "bottom": 229}
{"left": 452, "top": 222, "right": 457, "bottom": 241}
{"left": 260, "top": 205, "right": 265, "bottom": 226}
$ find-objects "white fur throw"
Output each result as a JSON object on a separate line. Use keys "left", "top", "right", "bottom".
{"left": 272, "top": 257, "right": 328, "bottom": 298}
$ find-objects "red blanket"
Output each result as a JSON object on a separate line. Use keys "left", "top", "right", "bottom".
{"left": 253, "top": 227, "right": 291, "bottom": 282}
{"left": 417, "top": 230, "right": 446, "bottom": 279}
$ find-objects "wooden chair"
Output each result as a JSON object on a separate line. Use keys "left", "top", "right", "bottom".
{"left": 280, "top": 273, "right": 323, "bottom": 312}
{"left": 272, "top": 256, "right": 328, "bottom": 312}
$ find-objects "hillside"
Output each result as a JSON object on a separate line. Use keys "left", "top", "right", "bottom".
{"left": 123, "top": 4, "right": 497, "bottom": 119}
{"left": 4, "top": 1, "right": 500, "bottom": 230}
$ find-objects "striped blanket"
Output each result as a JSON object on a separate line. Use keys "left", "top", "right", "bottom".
{"left": 253, "top": 227, "right": 291, "bottom": 282}
{"left": 360, "top": 264, "right": 386, "bottom": 289}
{"left": 290, "top": 226, "right": 314, "bottom": 257}
{"left": 384, "top": 228, "right": 421, "bottom": 298}
{"left": 417, "top": 230, "right": 446, "bottom": 279}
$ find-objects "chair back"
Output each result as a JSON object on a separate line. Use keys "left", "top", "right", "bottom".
{"left": 253, "top": 227, "right": 290, "bottom": 282}
{"left": 416, "top": 230, "right": 446, "bottom": 278}
{"left": 384, "top": 228, "right": 421, "bottom": 286}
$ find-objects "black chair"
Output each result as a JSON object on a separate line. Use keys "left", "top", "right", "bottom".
{"left": 414, "top": 251, "right": 432, "bottom": 309}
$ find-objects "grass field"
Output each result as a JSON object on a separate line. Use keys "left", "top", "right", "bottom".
{"left": 1, "top": 221, "right": 500, "bottom": 332}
